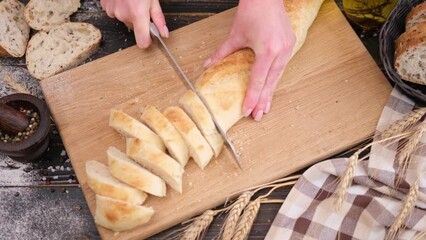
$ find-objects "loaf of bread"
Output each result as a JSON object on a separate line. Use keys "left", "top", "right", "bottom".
{"left": 95, "top": 195, "right": 154, "bottom": 232}
{"left": 141, "top": 105, "right": 190, "bottom": 166}
{"left": 109, "top": 109, "right": 165, "bottom": 151}
{"left": 395, "top": 22, "right": 426, "bottom": 85}
{"left": 406, "top": 1, "right": 426, "bottom": 29}
{"left": 24, "top": 0, "right": 80, "bottom": 31}
{"left": 0, "top": 0, "right": 30, "bottom": 57}
{"left": 107, "top": 147, "right": 167, "bottom": 197}
{"left": 86, "top": 160, "right": 148, "bottom": 205}
{"left": 179, "top": 90, "right": 224, "bottom": 157}
{"left": 164, "top": 106, "right": 214, "bottom": 169}
{"left": 26, "top": 22, "right": 101, "bottom": 80}
{"left": 126, "top": 138, "right": 184, "bottom": 193}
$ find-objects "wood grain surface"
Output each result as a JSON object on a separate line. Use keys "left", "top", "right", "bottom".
{"left": 40, "top": 0, "right": 392, "bottom": 239}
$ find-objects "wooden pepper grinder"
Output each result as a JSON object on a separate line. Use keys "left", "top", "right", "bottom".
{"left": 0, "top": 103, "right": 30, "bottom": 134}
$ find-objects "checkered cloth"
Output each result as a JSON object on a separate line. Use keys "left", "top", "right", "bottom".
{"left": 266, "top": 87, "right": 426, "bottom": 240}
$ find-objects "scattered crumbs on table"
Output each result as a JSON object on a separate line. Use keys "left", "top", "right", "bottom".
{"left": 0, "top": 155, "right": 35, "bottom": 185}
{"left": 60, "top": 166, "right": 64, "bottom": 171}
{"left": 66, "top": 167, "right": 72, "bottom": 171}
{"left": 60, "top": 150, "right": 66, "bottom": 156}
{"left": 65, "top": 159, "right": 71, "bottom": 163}
{"left": 55, "top": 166, "right": 60, "bottom": 170}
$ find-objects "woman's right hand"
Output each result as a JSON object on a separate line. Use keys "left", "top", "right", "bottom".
{"left": 100, "top": 0, "right": 169, "bottom": 48}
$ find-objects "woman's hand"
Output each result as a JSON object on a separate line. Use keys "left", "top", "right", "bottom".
{"left": 204, "top": 0, "right": 295, "bottom": 121}
{"left": 100, "top": 0, "right": 168, "bottom": 48}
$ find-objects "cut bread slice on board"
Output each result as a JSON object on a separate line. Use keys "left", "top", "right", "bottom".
{"left": 95, "top": 194, "right": 155, "bottom": 232}
{"left": 163, "top": 106, "right": 214, "bottom": 169}
{"left": 395, "top": 22, "right": 426, "bottom": 85}
{"left": 126, "top": 138, "right": 184, "bottom": 193}
{"left": 0, "top": 0, "right": 30, "bottom": 57}
{"left": 109, "top": 109, "right": 165, "bottom": 151}
{"left": 107, "top": 147, "right": 166, "bottom": 197}
{"left": 24, "top": 0, "right": 80, "bottom": 31}
{"left": 141, "top": 105, "right": 189, "bottom": 166}
{"left": 85, "top": 160, "right": 147, "bottom": 205}
{"left": 406, "top": 1, "right": 426, "bottom": 29}
{"left": 26, "top": 22, "right": 101, "bottom": 80}
{"left": 179, "top": 90, "right": 224, "bottom": 157}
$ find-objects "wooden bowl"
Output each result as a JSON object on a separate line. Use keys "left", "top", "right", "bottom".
{"left": 0, "top": 94, "right": 51, "bottom": 163}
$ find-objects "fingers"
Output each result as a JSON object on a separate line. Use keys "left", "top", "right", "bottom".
{"left": 150, "top": 0, "right": 169, "bottom": 38}
{"left": 133, "top": 13, "right": 151, "bottom": 49}
{"left": 203, "top": 37, "right": 242, "bottom": 68}
{"left": 242, "top": 53, "right": 275, "bottom": 120}
{"left": 101, "top": 0, "right": 116, "bottom": 18}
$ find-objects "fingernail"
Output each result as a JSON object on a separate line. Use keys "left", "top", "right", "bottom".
{"left": 254, "top": 111, "right": 263, "bottom": 121}
{"left": 243, "top": 108, "right": 252, "bottom": 117}
{"left": 265, "top": 102, "right": 271, "bottom": 114}
{"left": 203, "top": 58, "right": 211, "bottom": 68}
{"left": 163, "top": 25, "right": 169, "bottom": 38}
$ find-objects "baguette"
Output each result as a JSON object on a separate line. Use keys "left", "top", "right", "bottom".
{"left": 85, "top": 160, "right": 147, "bottom": 205}
{"left": 141, "top": 105, "right": 190, "bottom": 166}
{"left": 107, "top": 147, "right": 167, "bottom": 197}
{"left": 126, "top": 138, "right": 184, "bottom": 193}
{"left": 24, "top": 0, "right": 80, "bottom": 31}
{"left": 394, "top": 22, "right": 426, "bottom": 85}
{"left": 179, "top": 90, "right": 224, "bottom": 157}
{"left": 109, "top": 109, "right": 165, "bottom": 151}
{"left": 26, "top": 22, "right": 101, "bottom": 80}
{"left": 163, "top": 106, "right": 214, "bottom": 169}
{"left": 0, "top": 0, "right": 30, "bottom": 57}
{"left": 95, "top": 195, "right": 154, "bottom": 232}
{"left": 406, "top": 1, "right": 426, "bottom": 29}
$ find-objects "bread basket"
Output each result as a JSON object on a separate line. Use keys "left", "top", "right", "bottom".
{"left": 379, "top": 0, "right": 426, "bottom": 104}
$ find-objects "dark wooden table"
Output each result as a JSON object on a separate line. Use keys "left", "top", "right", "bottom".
{"left": 0, "top": 0, "right": 382, "bottom": 239}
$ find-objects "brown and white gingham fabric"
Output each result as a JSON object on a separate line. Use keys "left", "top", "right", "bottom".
{"left": 266, "top": 87, "right": 426, "bottom": 240}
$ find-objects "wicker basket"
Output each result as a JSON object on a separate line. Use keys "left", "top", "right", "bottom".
{"left": 379, "top": 0, "right": 426, "bottom": 104}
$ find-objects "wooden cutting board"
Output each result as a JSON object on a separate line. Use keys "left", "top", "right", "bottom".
{"left": 40, "top": 0, "right": 392, "bottom": 239}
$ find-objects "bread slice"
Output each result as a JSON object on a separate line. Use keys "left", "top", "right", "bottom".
{"left": 406, "top": 1, "right": 426, "bottom": 29}
{"left": 24, "top": 0, "right": 80, "bottom": 31}
{"left": 163, "top": 106, "right": 214, "bottom": 169}
{"left": 126, "top": 138, "right": 184, "bottom": 193}
{"left": 0, "top": 0, "right": 30, "bottom": 57}
{"left": 107, "top": 147, "right": 166, "bottom": 197}
{"left": 85, "top": 160, "right": 147, "bottom": 205}
{"left": 109, "top": 109, "right": 165, "bottom": 151}
{"left": 26, "top": 22, "right": 101, "bottom": 80}
{"left": 179, "top": 90, "right": 224, "bottom": 157}
{"left": 141, "top": 105, "right": 189, "bottom": 166}
{"left": 95, "top": 195, "right": 154, "bottom": 232}
{"left": 395, "top": 22, "right": 426, "bottom": 85}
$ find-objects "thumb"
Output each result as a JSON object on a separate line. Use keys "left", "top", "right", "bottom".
{"left": 203, "top": 38, "right": 241, "bottom": 68}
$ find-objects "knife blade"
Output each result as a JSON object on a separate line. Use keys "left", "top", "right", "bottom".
{"left": 149, "top": 22, "right": 242, "bottom": 169}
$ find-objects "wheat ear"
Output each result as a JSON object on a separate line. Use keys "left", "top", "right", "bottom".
{"left": 181, "top": 210, "right": 216, "bottom": 240}
{"left": 386, "top": 177, "right": 420, "bottom": 240}
{"left": 3, "top": 74, "right": 31, "bottom": 95}
{"left": 397, "top": 122, "right": 426, "bottom": 176}
{"left": 334, "top": 153, "right": 360, "bottom": 211}
{"left": 382, "top": 108, "right": 426, "bottom": 139}
{"left": 220, "top": 191, "right": 253, "bottom": 240}
{"left": 231, "top": 198, "right": 261, "bottom": 240}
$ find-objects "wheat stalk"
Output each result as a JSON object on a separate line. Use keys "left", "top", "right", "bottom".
{"left": 231, "top": 198, "right": 261, "bottom": 240}
{"left": 414, "top": 231, "right": 426, "bottom": 240}
{"left": 334, "top": 153, "right": 360, "bottom": 211}
{"left": 381, "top": 108, "right": 426, "bottom": 139}
{"left": 397, "top": 122, "right": 426, "bottom": 177}
{"left": 220, "top": 191, "right": 254, "bottom": 240}
{"left": 3, "top": 73, "right": 31, "bottom": 95}
{"left": 181, "top": 210, "right": 216, "bottom": 240}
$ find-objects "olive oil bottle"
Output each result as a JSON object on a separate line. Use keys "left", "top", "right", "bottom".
{"left": 343, "top": 0, "right": 397, "bottom": 31}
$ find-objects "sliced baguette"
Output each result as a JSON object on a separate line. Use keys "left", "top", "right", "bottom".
{"left": 163, "top": 106, "right": 214, "bottom": 169}
{"left": 395, "top": 22, "right": 426, "bottom": 85}
{"left": 107, "top": 147, "right": 166, "bottom": 197}
{"left": 126, "top": 138, "right": 184, "bottom": 193}
{"left": 24, "top": 0, "right": 80, "bottom": 31}
{"left": 406, "top": 1, "right": 426, "bottom": 29}
{"left": 26, "top": 22, "right": 101, "bottom": 80}
{"left": 179, "top": 90, "right": 224, "bottom": 157}
{"left": 95, "top": 194, "right": 154, "bottom": 232}
{"left": 85, "top": 160, "right": 147, "bottom": 205}
{"left": 141, "top": 105, "right": 189, "bottom": 166}
{"left": 0, "top": 0, "right": 30, "bottom": 57}
{"left": 109, "top": 109, "right": 165, "bottom": 151}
